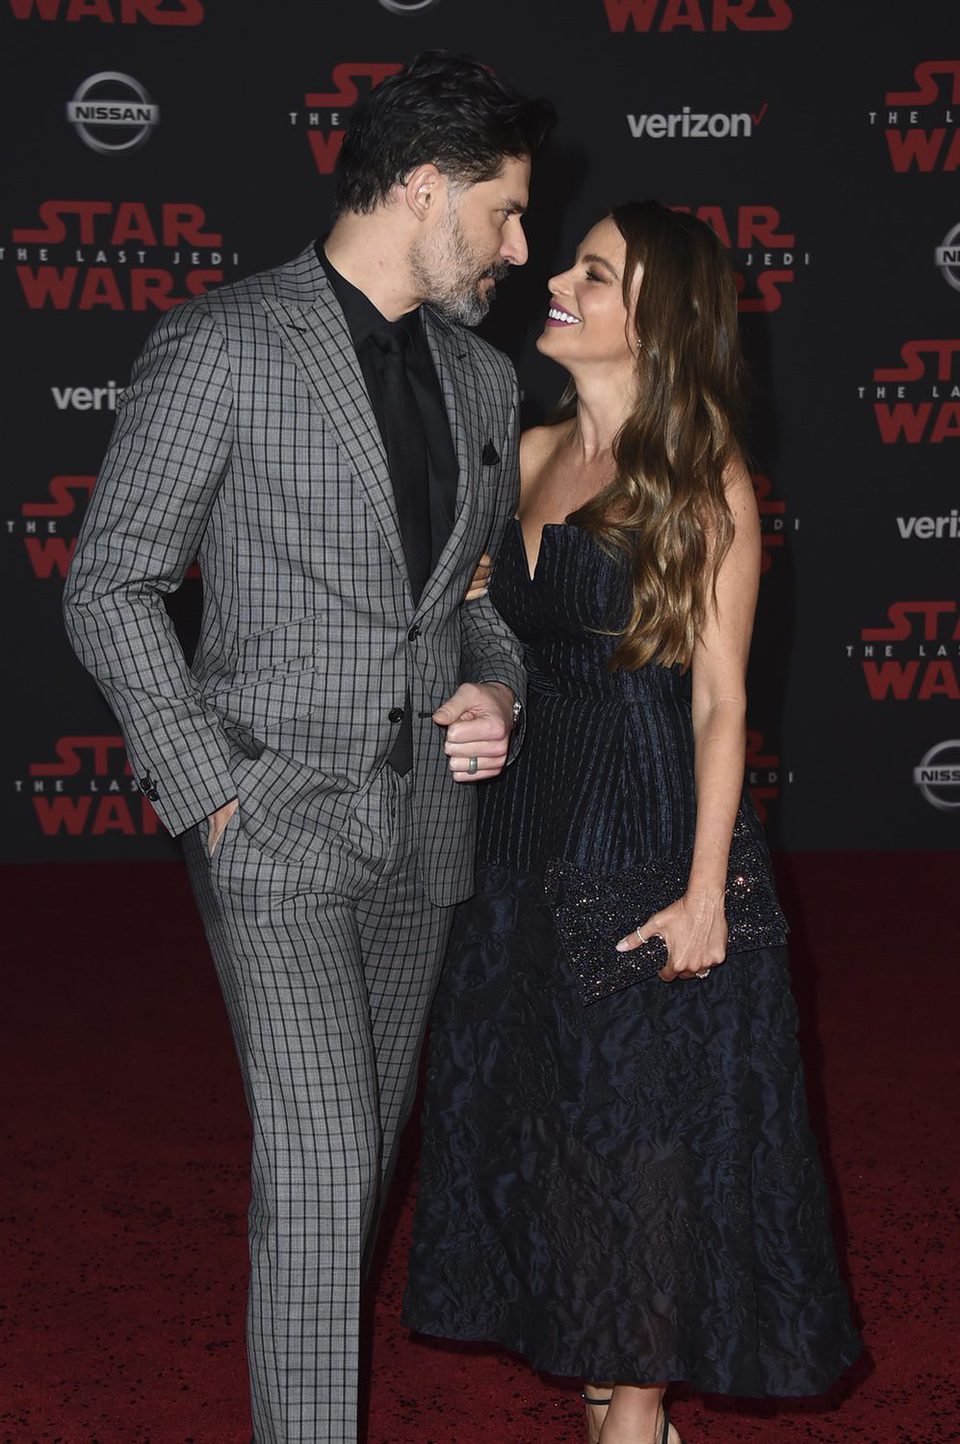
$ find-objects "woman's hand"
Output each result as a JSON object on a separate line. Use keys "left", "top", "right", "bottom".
{"left": 464, "top": 553, "right": 492, "bottom": 601}
{"left": 615, "top": 890, "right": 728, "bottom": 982}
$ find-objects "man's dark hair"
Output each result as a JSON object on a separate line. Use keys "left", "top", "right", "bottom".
{"left": 334, "top": 51, "right": 556, "bottom": 215}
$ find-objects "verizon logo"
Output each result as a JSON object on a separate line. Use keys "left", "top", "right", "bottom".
{"left": 896, "top": 511, "right": 960, "bottom": 539}
{"left": 51, "top": 381, "right": 121, "bottom": 411}
{"left": 628, "top": 102, "right": 767, "bottom": 139}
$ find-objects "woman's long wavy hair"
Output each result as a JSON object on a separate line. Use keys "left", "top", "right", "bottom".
{"left": 562, "top": 200, "right": 745, "bottom": 671}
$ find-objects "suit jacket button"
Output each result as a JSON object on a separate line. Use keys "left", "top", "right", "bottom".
{"left": 388, "top": 707, "right": 404, "bottom": 723}
{"left": 407, "top": 624, "right": 421, "bottom": 641}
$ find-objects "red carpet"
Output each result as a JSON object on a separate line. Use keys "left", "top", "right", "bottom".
{"left": 2, "top": 854, "right": 957, "bottom": 1443}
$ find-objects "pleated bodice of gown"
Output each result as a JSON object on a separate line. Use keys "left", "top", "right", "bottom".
{"left": 478, "top": 517, "right": 765, "bottom": 877}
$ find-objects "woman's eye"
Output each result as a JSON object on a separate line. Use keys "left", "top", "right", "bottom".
{"left": 585, "top": 269, "right": 603, "bottom": 282}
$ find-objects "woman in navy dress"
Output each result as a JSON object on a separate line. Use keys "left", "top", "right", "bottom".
{"left": 403, "top": 201, "right": 861, "bottom": 1444}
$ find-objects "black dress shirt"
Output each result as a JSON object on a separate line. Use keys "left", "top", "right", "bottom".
{"left": 316, "top": 241, "right": 458, "bottom": 581}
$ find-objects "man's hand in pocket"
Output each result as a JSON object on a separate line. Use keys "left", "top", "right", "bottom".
{"left": 207, "top": 797, "right": 239, "bottom": 857}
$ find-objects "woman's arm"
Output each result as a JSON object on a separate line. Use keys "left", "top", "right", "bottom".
{"left": 616, "top": 462, "right": 761, "bottom": 979}
{"left": 686, "top": 461, "right": 761, "bottom": 897}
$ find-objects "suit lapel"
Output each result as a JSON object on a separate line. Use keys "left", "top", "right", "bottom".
{"left": 261, "top": 284, "right": 410, "bottom": 586}
{"left": 418, "top": 310, "right": 483, "bottom": 614}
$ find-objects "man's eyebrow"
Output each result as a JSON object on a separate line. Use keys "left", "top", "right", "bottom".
{"left": 502, "top": 197, "right": 528, "bottom": 215}
{"left": 581, "top": 251, "right": 620, "bottom": 280}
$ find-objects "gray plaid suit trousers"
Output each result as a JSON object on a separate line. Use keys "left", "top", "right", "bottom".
{"left": 63, "top": 243, "right": 526, "bottom": 1442}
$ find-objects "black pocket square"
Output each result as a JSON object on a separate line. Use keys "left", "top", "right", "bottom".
{"left": 481, "top": 439, "right": 500, "bottom": 467}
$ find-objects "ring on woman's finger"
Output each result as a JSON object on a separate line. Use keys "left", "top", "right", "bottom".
{"left": 636, "top": 926, "right": 662, "bottom": 945}
{"left": 694, "top": 969, "right": 711, "bottom": 979}
{"left": 467, "top": 756, "right": 479, "bottom": 775}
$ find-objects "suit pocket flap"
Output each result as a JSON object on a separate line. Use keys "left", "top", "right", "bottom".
{"left": 239, "top": 613, "right": 327, "bottom": 672}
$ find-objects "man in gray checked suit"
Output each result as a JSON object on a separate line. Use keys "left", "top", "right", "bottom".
{"left": 64, "top": 52, "right": 555, "bottom": 1443}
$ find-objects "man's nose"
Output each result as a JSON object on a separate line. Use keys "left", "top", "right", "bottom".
{"left": 501, "top": 217, "right": 529, "bottom": 268}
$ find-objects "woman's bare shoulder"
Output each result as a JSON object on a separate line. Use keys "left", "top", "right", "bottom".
{"left": 520, "top": 422, "right": 567, "bottom": 478}
{"left": 723, "top": 453, "right": 758, "bottom": 519}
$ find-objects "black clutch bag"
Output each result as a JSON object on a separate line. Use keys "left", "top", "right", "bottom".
{"left": 543, "top": 815, "right": 789, "bottom": 1006}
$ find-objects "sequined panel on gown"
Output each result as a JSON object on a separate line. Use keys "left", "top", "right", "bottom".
{"left": 403, "top": 519, "right": 861, "bottom": 1395}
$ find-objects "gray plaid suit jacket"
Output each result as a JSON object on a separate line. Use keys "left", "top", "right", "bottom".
{"left": 64, "top": 243, "right": 525, "bottom": 906}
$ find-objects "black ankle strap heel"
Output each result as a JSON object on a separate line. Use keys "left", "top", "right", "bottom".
{"left": 579, "top": 1391, "right": 683, "bottom": 1443}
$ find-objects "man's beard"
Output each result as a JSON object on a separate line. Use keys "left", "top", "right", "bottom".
{"left": 412, "top": 209, "right": 510, "bottom": 327}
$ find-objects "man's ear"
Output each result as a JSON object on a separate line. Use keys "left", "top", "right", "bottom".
{"left": 403, "top": 163, "right": 444, "bottom": 222}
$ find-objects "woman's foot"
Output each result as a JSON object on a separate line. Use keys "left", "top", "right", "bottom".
{"left": 581, "top": 1383, "right": 614, "bottom": 1444}
{"left": 596, "top": 1385, "right": 682, "bottom": 1444}
{"left": 599, "top": 1418, "right": 681, "bottom": 1444}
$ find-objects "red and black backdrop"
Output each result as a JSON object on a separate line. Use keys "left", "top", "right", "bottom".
{"left": 2, "top": 0, "right": 958, "bottom": 862}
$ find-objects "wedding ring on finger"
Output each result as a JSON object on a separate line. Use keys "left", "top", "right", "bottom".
{"left": 695, "top": 969, "right": 711, "bottom": 979}
{"left": 467, "top": 756, "right": 479, "bottom": 775}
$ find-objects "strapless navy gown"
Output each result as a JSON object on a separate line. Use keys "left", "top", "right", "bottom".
{"left": 402, "top": 520, "right": 861, "bottom": 1395}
